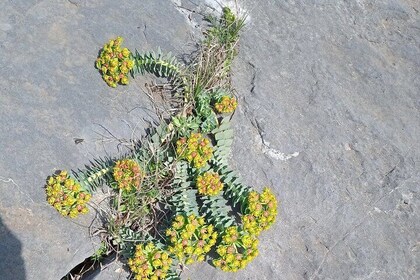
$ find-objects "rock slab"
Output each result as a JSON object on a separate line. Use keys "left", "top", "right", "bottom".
{"left": 0, "top": 0, "right": 419, "bottom": 280}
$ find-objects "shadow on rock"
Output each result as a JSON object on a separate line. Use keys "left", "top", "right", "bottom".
{"left": 0, "top": 215, "right": 26, "bottom": 280}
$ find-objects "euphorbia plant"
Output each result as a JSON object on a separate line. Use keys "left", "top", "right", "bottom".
{"left": 45, "top": 170, "right": 91, "bottom": 218}
{"left": 46, "top": 6, "right": 278, "bottom": 280}
{"left": 95, "top": 36, "right": 134, "bottom": 87}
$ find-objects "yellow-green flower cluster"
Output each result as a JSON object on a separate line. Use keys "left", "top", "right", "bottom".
{"left": 45, "top": 170, "right": 91, "bottom": 218}
{"left": 176, "top": 133, "right": 213, "bottom": 168}
{"left": 95, "top": 36, "right": 134, "bottom": 87}
{"left": 242, "top": 187, "right": 278, "bottom": 236}
{"left": 213, "top": 226, "right": 259, "bottom": 272}
{"left": 166, "top": 215, "right": 218, "bottom": 265}
{"left": 196, "top": 171, "right": 223, "bottom": 196}
{"left": 214, "top": 96, "right": 237, "bottom": 113}
{"left": 113, "top": 159, "right": 142, "bottom": 192}
{"left": 127, "top": 242, "right": 172, "bottom": 280}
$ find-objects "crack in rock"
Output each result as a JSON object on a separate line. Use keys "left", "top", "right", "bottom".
{"left": 242, "top": 61, "right": 298, "bottom": 161}
{"left": 170, "top": 0, "right": 201, "bottom": 28}
{"left": 0, "top": 176, "right": 35, "bottom": 204}
{"left": 170, "top": 0, "right": 250, "bottom": 28}
{"left": 261, "top": 142, "right": 300, "bottom": 161}
{"left": 248, "top": 61, "right": 257, "bottom": 95}
{"left": 204, "top": 0, "right": 250, "bottom": 20}
{"left": 253, "top": 119, "right": 299, "bottom": 161}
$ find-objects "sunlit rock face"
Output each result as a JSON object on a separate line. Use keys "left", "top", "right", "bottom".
{"left": 0, "top": 0, "right": 418, "bottom": 279}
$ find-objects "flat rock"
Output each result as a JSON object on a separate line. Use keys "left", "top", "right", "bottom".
{"left": 0, "top": 0, "right": 419, "bottom": 280}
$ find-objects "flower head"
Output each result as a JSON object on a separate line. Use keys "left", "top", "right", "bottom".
{"left": 176, "top": 133, "right": 213, "bottom": 168}
{"left": 214, "top": 96, "right": 237, "bottom": 113}
{"left": 166, "top": 215, "right": 218, "bottom": 265}
{"left": 128, "top": 242, "right": 172, "bottom": 280}
{"left": 45, "top": 170, "right": 91, "bottom": 218}
{"left": 113, "top": 159, "right": 143, "bottom": 192}
{"left": 196, "top": 171, "right": 223, "bottom": 196}
{"left": 242, "top": 187, "right": 278, "bottom": 235}
{"left": 95, "top": 37, "right": 134, "bottom": 87}
{"left": 213, "top": 226, "right": 259, "bottom": 272}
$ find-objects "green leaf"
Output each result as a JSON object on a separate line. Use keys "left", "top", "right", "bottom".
{"left": 215, "top": 129, "right": 234, "bottom": 141}
{"left": 201, "top": 112, "right": 218, "bottom": 133}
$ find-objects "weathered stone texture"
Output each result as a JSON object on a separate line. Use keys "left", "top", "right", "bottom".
{"left": 0, "top": 0, "right": 418, "bottom": 279}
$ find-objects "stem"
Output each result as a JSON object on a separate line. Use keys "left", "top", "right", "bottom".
{"left": 81, "top": 168, "right": 110, "bottom": 192}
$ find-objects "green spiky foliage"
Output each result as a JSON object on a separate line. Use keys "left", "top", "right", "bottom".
{"left": 211, "top": 117, "right": 251, "bottom": 212}
{"left": 131, "top": 48, "right": 194, "bottom": 114}
{"left": 206, "top": 7, "right": 246, "bottom": 48}
{"left": 171, "top": 115, "right": 201, "bottom": 137}
{"left": 194, "top": 89, "right": 219, "bottom": 132}
{"left": 132, "top": 49, "right": 182, "bottom": 78}
{"left": 73, "top": 157, "right": 114, "bottom": 194}
{"left": 191, "top": 87, "right": 237, "bottom": 133}
{"left": 212, "top": 117, "right": 234, "bottom": 163}
{"left": 108, "top": 224, "right": 147, "bottom": 256}
{"left": 131, "top": 48, "right": 188, "bottom": 94}
{"left": 169, "top": 161, "right": 199, "bottom": 216}
{"left": 199, "top": 193, "right": 235, "bottom": 231}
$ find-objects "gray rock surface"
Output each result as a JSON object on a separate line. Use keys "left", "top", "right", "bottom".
{"left": 229, "top": 0, "right": 420, "bottom": 279}
{"left": 0, "top": 0, "right": 419, "bottom": 280}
